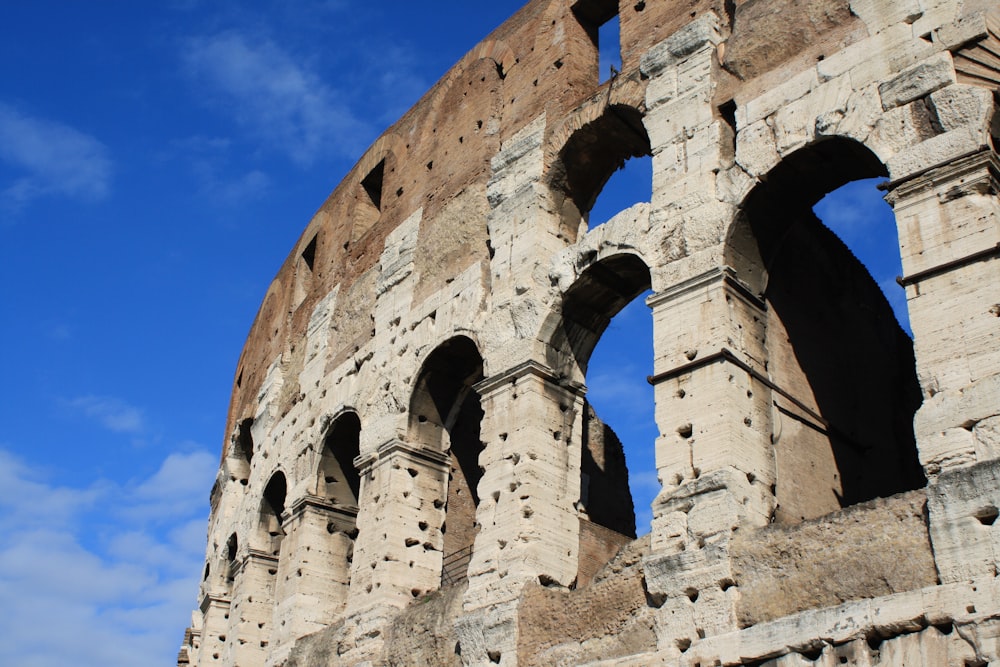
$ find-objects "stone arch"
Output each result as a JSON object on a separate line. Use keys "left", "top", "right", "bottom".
{"left": 407, "top": 335, "right": 486, "bottom": 584}
{"left": 259, "top": 471, "right": 288, "bottom": 555}
{"left": 544, "top": 252, "right": 653, "bottom": 552}
{"left": 225, "top": 533, "right": 239, "bottom": 585}
{"left": 316, "top": 410, "right": 362, "bottom": 508}
{"left": 726, "top": 136, "right": 925, "bottom": 523}
{"left": 547, "top": 103, "right": 652, "bottom": 237}
{"left": 545, "top": 251, "right": 653, "bottom": 384}
{"left": 224, "top": 417, "right": 254, "bottom": 486}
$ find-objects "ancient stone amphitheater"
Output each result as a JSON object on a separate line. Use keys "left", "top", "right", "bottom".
{"left": 178, "top": 0, "right": 1000, "bottom": 664}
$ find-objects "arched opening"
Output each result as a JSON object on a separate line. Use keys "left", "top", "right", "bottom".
{"left": 226, "top": 418, "right": 254, "bottom": 485}
{"left": 549, "top": 254, "right": 652, "bottom": 580}
{"left": 728, "top": 137, "right": 925, "bottom": 523}
{"left": 550, "top": 105, "right": 652, "bottom": 234}
{"left": 318, "top": 412, "right": 361, "bottom": 509}
{"left": 261, "top": 472, "right": 287, "bottom": 555}
{"left": 225, "top": 533, "right": 239, "bottom": 584}
{"left": 408, "top": 336, "right": 485, "bottom": 586}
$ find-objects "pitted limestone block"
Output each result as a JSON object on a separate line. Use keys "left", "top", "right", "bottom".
{"left": 886, "top": 125, "right": 984, "bottom": 178}
{"left": 715, "top": 165, "right": 755, "bottom": 206}
{"left": 934, "top": 11, "right": 991, "bottom": 50}
{"left": 926, "top": 459, "right": 1000, "bottom": 584}
{"left": 867, "top": 98, "right": 942, "bottom": 164}
{"left": 735, "top": 119, "right": 779, "bottom": 178}
{"left": 973, "top": 415, "right": 1000, "bottom": 463}
{"left": 914, "top": 372, "right": 1000, "bottom": 453}
{"left": 816, "top": 83, "right": 884, "bottom": 143}
{"left": 850, "top": 0, "right": 922, "bottom": 34}
{"left": 639, "top": 13, "right": 721, "bottom": 79}
{"left": 643, "top": 541, "right": 735, "bottom": 603}
{"left": 879, "top": 51, "right": 957, "bottom": 111}
{"left": 744, "top": 69, "right": 819, "bottom": 127}
{"left": 816, "top": 23, "right": 913, "bottom": 82}
{"left": 376, "top": 209, "right": 420, "bottom": 297}
{"left": 930, "top": 84, "right": 995, "bottom": 133}
{"left": 772, "top": 75, "right": 853, "bottom": 155}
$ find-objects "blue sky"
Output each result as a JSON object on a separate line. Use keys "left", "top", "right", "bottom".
{"left": 0, "top": 3, "right": 907, "bottom": 665}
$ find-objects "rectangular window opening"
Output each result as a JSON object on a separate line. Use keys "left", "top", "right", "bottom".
{"left": 598, "top": 14, "right": 621, "bottom": 83}
{"left": 361, "top": 160, "right": 385, "bottom": 211}
{"left": 572, "top": 0, "right": 620, "bottom": 84}
{"left": 301, "top": 235, "right": 317, "bottom": 272}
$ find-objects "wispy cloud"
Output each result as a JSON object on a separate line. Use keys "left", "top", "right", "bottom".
{"left": 181, "top": 30, "right": 370, "bottom": 165}
{"left": 0, "top": 446, "right": 216, "bottom": 667}
{"left": 66, "top": 395, "right": 146, "bottom": 435}
{"left": 0, "top": 103, "right": 112, "bottom": 210}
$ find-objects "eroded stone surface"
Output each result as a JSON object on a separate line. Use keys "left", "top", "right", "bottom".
{"left": 178, "top": 0, "right": 1000, "bottom": 665}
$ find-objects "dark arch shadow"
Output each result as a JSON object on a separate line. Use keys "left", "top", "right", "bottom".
{"left": 731, "top": 137, "right": 925, "bottom": 521}
{"left": 408, "top": 336, "right": 485, "bottom": 583}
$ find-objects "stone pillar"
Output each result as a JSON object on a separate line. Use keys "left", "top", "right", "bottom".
{"left": 454, "top": 361, "right": 585, "bottom": 667}
{"left": 888, "top": 147, "right": 1000, "bottom": 586}
{"left": 195, "top": 594, "right": 229, "bottom": 665}
{"left": 887, "top": 148, "right": 1000, "bottom": 476}
{"left": 269, "top": 496, "right": 356, "bottom": 660}
{"left": 465, "top": 361, "right": 585, "bottom": 606}
{"left": 643, "top": 267, "right": 775, "bottom": 647}
{"left": 648, "top": 267, "right": 775, "bottom": 552}
{"left": 345, "top": 439, "right": 450, "bottom": 614}
{"left": 224, "top": 551, "right": 278, "bottom": 667}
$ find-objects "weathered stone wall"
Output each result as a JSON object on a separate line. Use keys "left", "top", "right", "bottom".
{"left": 178, "top": 0, "right": 1000, "bottom": 665}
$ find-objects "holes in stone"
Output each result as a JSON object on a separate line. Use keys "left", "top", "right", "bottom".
{"left": 411, "top": 588, "right": 421, "bottom": 597}
{"left": 487, "top": 651, "right": 502, "bottom": 664}
{"left": 975, "top": 506, "right": 998, "bottom": 526}
{"left": 801, "top": 646, "right": 823, "bottom": 660}
{"left": 405, "top": 537, "right": 420, "bottom": 547}
{"left": 934, "top": 621, "right": 955, "bottom": 635}
{"left": 678, "top": 423, "right": 693, "bottom": 438}
{"left": 418, "top": 521, "right": 428, "bottom": 531}
{"left": 418, "top": 415, "right": 428, "bottom": 423}
{"left": 426, "top": 161, "right": 433, "bottom": 170}
{"left": 634, "top": 0, "right": 645, "bottom": 9}
{"left": 968, "top": 604, "right": 978, "bottom": 613}
{"left": 407, "top": 467, "right": 418, "bottom": 477}
{"left": 554, "top": 59, "right": 563, "bottom": 69}
{"left": 676, "top": 638, "right": 692, "bottom": 652}
{"left": 685, "top": 587, "right": 699, "bottom": 602}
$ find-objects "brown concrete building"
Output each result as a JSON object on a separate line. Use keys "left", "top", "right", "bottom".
{"left": 179, "top": 0, "right": 1000, "bottom": 665}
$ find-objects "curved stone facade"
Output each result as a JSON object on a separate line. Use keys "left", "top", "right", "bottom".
{"left": 179, "top": 1, "right": 1000, "bottom": 665}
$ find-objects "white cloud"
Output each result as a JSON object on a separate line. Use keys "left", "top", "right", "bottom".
{"left": 0, "top": 103, "right": 112, "bottom": 209}
{"left": 181, "top": 31, "right": 370, "bottom": 165}
{"left": 0, "top": 446, "right": 216, "bottom": 667}
{"left": 66, "top": 395, "right": 146, "bottom": 435}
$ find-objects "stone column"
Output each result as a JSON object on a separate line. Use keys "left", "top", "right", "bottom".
{"left": 224, "top": 551, "right": 278, "bottom": 667}
{"left": 888, "top": 147, "right": 1000, "bottom": 586}
{"left": 345, "top": 439, "right": 450, "bottom": 614}
{"left": 465, "top": 361, "right": 585, "bottom": 605}
{"left": 887, "top": 148, "right": 1000, "bottom": 475}
{"left": 643, "top": 267, "right": 775, "bottom": 645}
{"left": 269, "top": 496, "right": 357, "bottom": 660}
{"left": 454, "top": 361, "right": 585, "bottom": 666}
{"left": 196, "top": 596, "right": 229, "bottom": 665}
